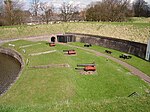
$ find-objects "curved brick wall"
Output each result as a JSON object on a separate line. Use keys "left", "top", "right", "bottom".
{"left": 67, "top": 33, "right": 147, "bottom": 59}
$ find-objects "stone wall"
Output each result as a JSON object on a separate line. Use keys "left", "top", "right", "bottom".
{"left": 0, "top": 47, "right": 24, "bottom": 65}
{"left": 67, "top": 33, "right": 147, "bottom": 59}
{"left": 0, "top": 47, "right": 24, "bottom": 96}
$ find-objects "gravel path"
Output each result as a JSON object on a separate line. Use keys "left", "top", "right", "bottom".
{"left": 67, "top": 44, "right": 150, "bottom": 84}
{"left": 0, "top": 35, "right": 50, "bottom": 45}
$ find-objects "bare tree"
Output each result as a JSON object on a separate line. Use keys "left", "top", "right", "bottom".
{"left": 86, "top": 0, "right": 133, "bottom": 22}
{"left": 30, "top": 0, "right": 40, "bottom": 16}
{"left": 0, "top": 0, "right": 3, "bottom": 14}
{"left": 4, "top": 0, "right": 14, "bottom": 25}
{"left": 40, "top": 2, "right": 54, "bottom": 24}
{"left": 133, "top": 0, "right": 150, "bottom": 17}
{"left": 59, "top": 2, "right": 79, "bottom": 22}
{"left": 13, "top": 9, "right": 26, "bottom": 25}
{"left": 3, "top": 0, "right": 25, "bottom": 25}
{"left": 79, "top": 10, "right": 86, "bottom": 21}
{"left": 86, "top": 3, "right": 99, "bottom": 21}
{"left": 0, "top": 0, "right": 5, "bottom": 25}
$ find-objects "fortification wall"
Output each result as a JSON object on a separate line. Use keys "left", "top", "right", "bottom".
{"left": 67, "top": 33, "right": 147, "bottom": 59}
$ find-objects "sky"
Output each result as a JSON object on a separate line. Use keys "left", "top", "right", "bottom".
{"left": 25, "top": 0, "right": 100, "bottom": 9}
{"left": 3, "top": 0, "right": 150, "bottom": 10}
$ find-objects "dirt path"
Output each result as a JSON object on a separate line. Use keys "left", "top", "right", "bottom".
{"left": 0, "top": 35, "right": 50, "bottom": 45}
{"left": 67, "top": 44, "right": 150, "bottom": 84}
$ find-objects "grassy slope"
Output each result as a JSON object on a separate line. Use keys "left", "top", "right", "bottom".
{"left": 0, "top": 40, "right": 150, "bottom": 111}
{"left": 0, "top": 20, "right": 150, "bottom": 43}
{"left": 70, "top": 42, "right": 150, "bottom": 76}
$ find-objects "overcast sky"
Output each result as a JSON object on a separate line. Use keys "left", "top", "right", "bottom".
{"left": 6, "top": 0, "right": 150, "bottom": 10}
{"left": 25, "top": 0, "right": 100, "bottom": 9}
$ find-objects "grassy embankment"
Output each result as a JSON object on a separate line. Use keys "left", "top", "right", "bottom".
{"left": 0, "top": 40, "right": 149, "bottom": 111}
{"left": 0, "top": 18, "right": 150, "bottom": 43}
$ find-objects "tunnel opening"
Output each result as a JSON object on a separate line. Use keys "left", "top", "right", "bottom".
{"left": 51, "top": 37, "right": 56, "bottom": 43}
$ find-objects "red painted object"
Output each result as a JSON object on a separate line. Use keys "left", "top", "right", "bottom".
{"left": 68, "top": 50, "right": 76, "bottom": 55}
{"left": 84, "top": 66, "right": 96, "bottom": 71}
{"left": 49, "top": 43, "right": 55, "bottom": 47}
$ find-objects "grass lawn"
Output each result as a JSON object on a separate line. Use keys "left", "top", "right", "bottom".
{"left": 70, "top": 42, "right": 150, "bottom": 77}
{"left": 0, "top": 40, "right": 150, "bottom": 111}
{"left": 0, "top": 20, "right": 150, "bottom": 43}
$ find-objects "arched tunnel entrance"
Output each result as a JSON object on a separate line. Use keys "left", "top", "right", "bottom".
{"left": 51, "top": 37, "right": 56, "bottom": 43}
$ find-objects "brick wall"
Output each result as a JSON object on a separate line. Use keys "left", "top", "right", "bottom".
{"left": 67, "top": 33, "right": 147, "bottom": 59}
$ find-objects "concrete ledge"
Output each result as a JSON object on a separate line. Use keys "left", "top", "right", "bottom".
{"left": 0, "top": 47, "right": 24, "bottom": 96}
{"left": 0, "top": 47, "right": 24, "bottom": 66}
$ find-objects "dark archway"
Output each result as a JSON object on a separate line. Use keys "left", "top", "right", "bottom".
{"left": 51, "top": 37, "right": 56, "bottom": 42}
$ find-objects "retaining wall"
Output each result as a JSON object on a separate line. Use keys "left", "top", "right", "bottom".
{"left": 0, "top": 47, "right": 24, "bottom": 65}
{"left": 67, "top": 33, "right": 147, "bottom": 59}
{"left": 0, "top": 47, "right": 24, "bottom": 96}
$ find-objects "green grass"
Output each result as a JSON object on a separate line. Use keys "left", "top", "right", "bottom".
{"left": 0, "top": 96, "right": 150, "bottom": 112}
{"left": 85, "top": 20, "right": 150, "bottom": 27}
{"left": 0, "top": 40, "right": 150, "bottom": 111}
{"left": 70, "top": 42, "right": 150, "bottom": 76}
{"left": 0, "top": 20, "right": 150, "bottom": 43}
{"left": 128, "top": 17, "right": 150, "bottom": 23}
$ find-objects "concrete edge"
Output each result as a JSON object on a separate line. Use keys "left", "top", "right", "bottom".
{"left": 0, "top": 47, "right": 24, "bottom": 96}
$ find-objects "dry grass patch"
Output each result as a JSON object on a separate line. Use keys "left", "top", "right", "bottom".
{"left": 0, "top": 20, "right": 150, "bottom": 43}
